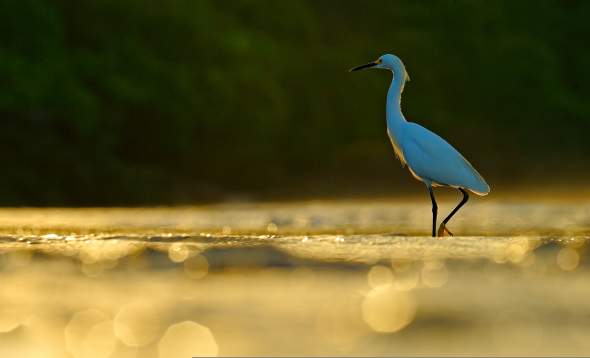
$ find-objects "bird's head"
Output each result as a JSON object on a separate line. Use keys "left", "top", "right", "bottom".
{"left": 349, "top": 53, "right": 410, "bottom": 82}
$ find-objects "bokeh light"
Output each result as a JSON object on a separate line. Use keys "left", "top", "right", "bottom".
{"left": 556, "top": 247, "right": 580, "bottom": 271}
{"left": 367, "top": 265, "right": 394, "bottom": 288}
{"left": 361, "top": 285, "right": 416, "bottom": 333}
{"left": 168, "top": 243, "right": 191, "bottom": 263}
{"left": 0, "top": 203, "right": 588, "bottom": 356}
{"left": 184, "top": 254, "right": 209, "bottom": 279}
{"left": 421, "top": 260, "right": 448, "bottom": 288}
{"left": 391, "top": 261, "right": 420, "bottom": 291}
{"left": 114, "top": 301, "right": 161, "bottom": 347}
{"left": 64, "top": 309, "right": 116, "bottom": 358}
{"left": 158, "top": 321, "right": 218, "bottom": 357}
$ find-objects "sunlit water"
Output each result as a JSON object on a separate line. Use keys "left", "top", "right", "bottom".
{"left": 0, "top": 198, "right": 589, "bottom": 356}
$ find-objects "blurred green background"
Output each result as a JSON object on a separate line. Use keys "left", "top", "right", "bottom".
{"left": 0, "top": 0, "right": 588, "bottom": 205}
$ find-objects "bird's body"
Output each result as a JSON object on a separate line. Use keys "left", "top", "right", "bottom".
{"left": 351, "top": 54, "right": 489, "bottom": 236}
{"left": 390, "top": 122, "right": 490, "bottom": 195}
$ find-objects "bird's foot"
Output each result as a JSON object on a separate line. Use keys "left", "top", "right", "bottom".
{"left": 437, "top": 223, "right": 454, "bottom": 237}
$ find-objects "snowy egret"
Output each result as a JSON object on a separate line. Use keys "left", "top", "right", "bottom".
{"left": 350, "top": 54, "right": 490, "bottom": 237}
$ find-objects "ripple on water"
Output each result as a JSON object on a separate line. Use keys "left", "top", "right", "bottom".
{"left": 0, "top": 203, "right": 587, "bottom": 356}
{"left": 0, "top": 232, "right": 575, "bottom": 267}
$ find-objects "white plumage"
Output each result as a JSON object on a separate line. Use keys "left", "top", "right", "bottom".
{"left": 402, "top": 123, "right": 489, "bottom": 195}
{"left": 351, "top": 53, "right": 489, "bottom": 236}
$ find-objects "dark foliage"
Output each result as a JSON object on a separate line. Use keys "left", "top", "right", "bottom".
{"left": 0, "top": 0, "right": 588, "bottom": 205}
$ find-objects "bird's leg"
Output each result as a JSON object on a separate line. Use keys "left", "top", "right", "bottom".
{"left": 428, "top": 186, "right": 437, "bottom": 237}
{"left": 438, "top": 188, "right": 469, "bottom": 237}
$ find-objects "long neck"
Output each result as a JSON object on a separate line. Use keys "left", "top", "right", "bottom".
{"left": 386, "top": 69, "right": 407, "bottom": 130}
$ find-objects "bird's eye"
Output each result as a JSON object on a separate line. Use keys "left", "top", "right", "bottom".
{"left": 376, "top": 59, "right": 382, "bottom": 64}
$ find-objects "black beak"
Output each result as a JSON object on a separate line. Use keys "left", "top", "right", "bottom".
{"left": 349, "top": 61, "right": 378, "bottom": 72}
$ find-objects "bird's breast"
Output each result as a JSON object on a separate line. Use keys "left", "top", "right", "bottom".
{"left": 387, "top": 129, "right": 407, "bottom": 167}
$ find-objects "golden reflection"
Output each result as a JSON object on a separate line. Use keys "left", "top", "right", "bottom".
{"left": 114, "top": 301, "right": 161, "bottom": 347}
{"left": 564, "top": 237, "right": 586, "bottom": 249}
{"left": 568, "top": 320, "right": 590, "bottom": 349}
{"left": 315, "top": 294, "right": 367, "bottom": 352}
{"left": 0, "top": 203, "right": 587, "bottom": 355}
{"left": 367, "top": 265, "right": 394, "bottom": 288}
{"left": 289, "top": 266, "right": 316, "bottom": 289}
{"left": 103, "top": 258, "right": 119, "bottom": 269}
{"left": 518, "top": 253, "right": 536, "bottom": 268}
{"left": 390, "top": 261, "right": 419, "bottom": 291}
{"left": 391, "top": 259, "right": 412, "bottom": 273}
{"left": 506, "top": 243, "right": 528, "bottom": 263}
{"left": 78, "top": 240, "right": 141, "bottom": 267}
{"left": 168, "top": 243, "right": 191, "bottom": 262}
{"left": 556, "top": 247, "right": 580, "bottom": 271}
{"left": 81, "top": 261, "right": 106, "bottom": 277}
{"left": 158, "top": 321, "right": 218, "bottom": 357}
{"left": 64, "top": 309, "right": 116, "bottom": 358}
{"left": 109, "top": 345, "right": 138, "bottom": 358}
{"left": 492, "top": 253, "right": 507, "bottom": 264}
{"left": 183, "top": 254, "right": 209, "bottom": 279}
{"left": 491, "top": 310, "right": 543, "bottom": 353}
{"left": 60, "top": 242, "right": 77, "bottom": 256}
{"left": 0, "top": 302, "right": 30, "bottom": 333}
{"left": 361, "top": 285, "right": 416, "bottom": 333}
{"left": 2, "top": 249, "right": 33, "bottom": 269}
{"left": 421, "top": 260, "right": 448, "bottom": 288}
{"left": 18, "top": 314, "right": 66, "bottom": 358}
{"left": 266, "top": 222, "right": 278, "bottom": 233}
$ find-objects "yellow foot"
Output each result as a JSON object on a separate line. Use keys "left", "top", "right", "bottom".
{"left": 437, "top": 223, "right": 454, "bottom": 237}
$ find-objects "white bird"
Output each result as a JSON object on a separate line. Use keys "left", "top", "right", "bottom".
{"left": 350, "top": 54, "right": 490, "bottom": 237}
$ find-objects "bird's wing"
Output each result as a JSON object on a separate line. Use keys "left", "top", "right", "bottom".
{"left": 402, "top": 123, "right": 490, "bottom": 195}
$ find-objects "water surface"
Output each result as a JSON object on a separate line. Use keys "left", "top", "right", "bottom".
{"left": 0, "top": 198, "right": 589, "bottom": 356}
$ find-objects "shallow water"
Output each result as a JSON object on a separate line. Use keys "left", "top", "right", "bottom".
{"left": 0, "top": 199, "right": 589, "bottom": 356}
